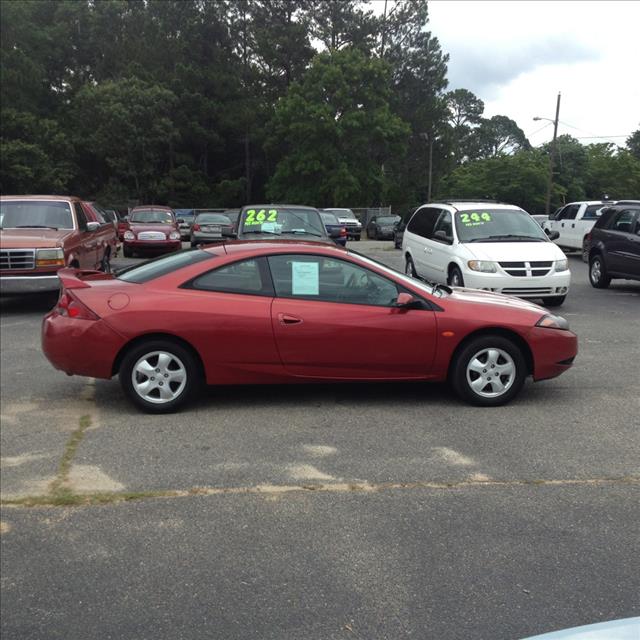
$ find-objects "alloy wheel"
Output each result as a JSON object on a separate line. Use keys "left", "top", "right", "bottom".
{"left": 131, "top": 351, "right": 187, "bottom": 404}
{"left": 466, "top": 348, "right": 516, "bottom": 398}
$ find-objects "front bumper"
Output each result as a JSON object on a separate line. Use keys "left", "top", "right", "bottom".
{"left": 527, "top": 326, "right": 578, "bottom": 381}
{"left": 0, "top": 274, "right": 60, "bottom": 295}
{"left": 124, "top": 241, "right": 182, "bottom": 252}
{"left": 462, "top": 269, "right": 571, "bottom": 298}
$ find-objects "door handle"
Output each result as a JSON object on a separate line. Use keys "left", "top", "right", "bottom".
{"left": 278, "top": 313, "right": 302, "bottom": 325}
{"left": 561, "top": 223, "right": 565, "bottom": 227}
{"left": 571, "top": 223, "right": 575, "bottom": 228}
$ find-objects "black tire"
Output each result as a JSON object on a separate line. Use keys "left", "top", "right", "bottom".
{"left": 543, "top": 295, "right": 566, "bottom": 307}
{"left": 589, "top": 254, "right": 610, "bottom": 289}
{"left": 405, "top": 256, "right": 417, "bottom": 278}
{"left": 119, "top": 339, "right": 201, "bottom": 413}
{"left": 100, "top": 250, "right": 111, "bottom": 273}
{"left": 123, "top": 245, "right": 133, "bottom": 258}
{"left": 448, "top": 265, "right": 464, "bottom": 287}
{"left": 355, "top": 235, "right": 360, "bottom": 241}
{"left": 451, "top": 335, "right": 527, "bottom": 407}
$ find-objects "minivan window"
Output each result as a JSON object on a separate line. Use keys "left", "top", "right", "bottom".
{"left": 454, "top": 209, "right": 548, "bottom": 243}
{"left": 407, "top": 207, "right": 441, "bottom": 239}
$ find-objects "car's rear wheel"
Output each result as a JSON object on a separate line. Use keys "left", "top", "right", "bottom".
{"left": 589, "top": 254, "right": 610, "bottom": 288}
{"left": 100, "top": 250, "right": 111, "bottom": 273}
{"left": 405, "top": 256, "right": 417, "bottom": 277}
{"left": 120, "top": 340, "right": 201, "bottom": 413}
{"left": 452, "top": 336, "right": 526, "bottom": 406}
{"left": 447, "top": 265, "right": 464, "bottom": 287}
{"left": 543, "top": 295, "right": 566, "bottom": 307}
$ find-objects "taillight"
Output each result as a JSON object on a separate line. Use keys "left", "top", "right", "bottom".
{"left": 192, "top": 224, "right": 201, "bottom": 232}
{"left": 340, "top": 226, "right": 347, "bottom": 237}
{"left": 56, "top": 291, "right": 99, "bottom": 320}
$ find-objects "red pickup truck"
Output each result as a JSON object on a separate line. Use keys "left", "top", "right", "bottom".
{"left": 0, "top": 195, "right": 118, "bottom": 294}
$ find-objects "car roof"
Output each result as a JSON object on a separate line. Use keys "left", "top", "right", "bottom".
{"left": 205, "top": 239, "right": 347, "bottom": 259}
{"left": 241, "top": 204, "right": 320, "bottom": 211}
{"left": 423, "top": 201, "right": 524, "bottom": 212}
{"left": 131, "top": 205, "right": 173, "bottom": 211}
{"left": 0, "top": 195, "right": 81, "bottom": 202}
{"left": 565, "top": 200, "right": 616, "bottom": 206}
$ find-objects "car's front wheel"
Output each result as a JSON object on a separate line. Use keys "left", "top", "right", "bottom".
{"left": 447, "top": 266, "right": 464, "bottom": 287}
{"left": 120, "top": 340, "right": 201, "bottom": 413}
{"left": 123, "top": 245, "right": 133, "bottom": 258}
{"left": 405, "top": 256, "right": 417, "bottom": 278}
{"left": 543, "top": 295, "right": 566, "bottom": 307}
{"left": 589, "top": 254, "right": 610, "bottom": 288}
{"left": 451, "top": 335, "right": 526, "bottom": 406}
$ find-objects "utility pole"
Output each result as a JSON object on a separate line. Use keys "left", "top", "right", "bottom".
{"left": 544, "top": 92, "right": 561, "bottom": 216}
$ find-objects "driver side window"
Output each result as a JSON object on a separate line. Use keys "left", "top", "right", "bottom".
{"left": 267, "top": 255, "right": 398, "bottom": 307}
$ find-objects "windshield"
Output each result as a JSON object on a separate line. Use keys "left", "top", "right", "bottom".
{"left": 130, "top": 210, "right": 174, "bottom": 224}
{"left": 196, "top": 214, "right": 231, "bottom": 224}
{"left": 239, "top": 207, "right": 326, "bottom": 238}
{"left": 0, "top": 201, "right": 74, "bottom": 230}
{"left": 320, "top": 212, "right": 339, "bottom": 224}
{"left": 454, "top": 209, "right": 548, "bottom": 243}
{"left": 349, "top": 251, "right": 442, "bottom": 298}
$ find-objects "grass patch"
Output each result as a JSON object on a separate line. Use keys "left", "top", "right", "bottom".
{"left": 49, "top": 414, "right": 92, "bottom": 496}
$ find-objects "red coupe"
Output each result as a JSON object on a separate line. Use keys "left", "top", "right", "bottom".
{"left": 42, "top": 241, "right": 577, "bottom": 412}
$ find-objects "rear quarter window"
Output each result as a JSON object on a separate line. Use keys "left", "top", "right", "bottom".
{"left": 117, "top": 250, "right": 216, "bottom": 283}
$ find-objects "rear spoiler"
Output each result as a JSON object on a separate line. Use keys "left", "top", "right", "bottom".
{"left": 57, "top": 268, "right": 113, "bottom": 290}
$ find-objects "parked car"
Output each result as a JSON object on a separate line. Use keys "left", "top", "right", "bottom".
{"left": 236, "top": 205, "right": 331, "bottom": 243}
{"left": 584, "top": 200, "right": 640, "bottom": 288}
{"left": 367, "top": 215, "right": 401, "bottom": 240}
{"left": 1, "top": 195, "right": 117, "bottom": 294}
{"left": 394, "top": 218, "right": 407, "bottom": 249}
{"left": 190, "top": 212, "right": 235, "bottom": 247}
{"left": 320, "top": 211, "right": 348, "bottom": 246}
{"left": 42, "top": 241, "right": 577, "bottom": 412}
{"left": 543, "top": 200, "right": 615, "bottom": 252}
{"left": 122, "top": 206, "right": 181, "bottom": 258}
{"left": 402, "top": 200, "right": 571, "bottom": 307}
{"left": 322, "top": 208, "right": 362, "bottom": 240}
{"left": 117, "top": 211, "right": 130, "bottom": 241}
{"left": 175, "top": 209, "right": 195, "bottom": 240}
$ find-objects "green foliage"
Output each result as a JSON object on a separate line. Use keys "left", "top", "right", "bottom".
{"left": 626, "top": 129, "right": 640, "bottom": 160}
{"left": 265, "top": 49, "right": 409, "bottom": 206}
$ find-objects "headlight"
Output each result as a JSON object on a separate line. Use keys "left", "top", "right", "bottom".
{"left": 536, "top": 314, "right": 570, "bottom": 330}
{"left": 467, "top": 260, "right": 497, "bottom": 273}
{"left": 36, "top": 248, "right": 64, "bottom": 267}
{"left": 124, "top": 230, "right": 135, "bottom": 241}
{"left": 169, "top": 231, "right": 181, "bottom": 241}
{"left": 555, "top": 258, "right": 569, "bottom": 272}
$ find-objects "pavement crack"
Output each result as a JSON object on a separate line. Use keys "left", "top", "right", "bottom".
{"left": 48, "top": 414, "right": 92, "bottom": 499}
{"left": 2, "top": 475, "right": 638, "bottom": 509}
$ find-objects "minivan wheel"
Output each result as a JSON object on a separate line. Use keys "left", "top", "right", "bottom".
{"left": 452, "top": 336, "right": 526, "bottom": 406}
{"left": 543, "top": 295, "right": 566, "bottom": 307}
{"left": 589, "top": 255, "right": 610, "bottom": 288}
{"left": 448, "top": 266, "right": 464, "bottom": 287}
{"left": 405, "top": 256, "right": 417, "bottom": 277}
{"left": 120, "top": 340, "right": 201, "bottom": 413}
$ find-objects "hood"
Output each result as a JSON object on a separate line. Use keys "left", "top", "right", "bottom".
{"left": 129, "top": 222, "right": 177, "bottom": 233}
{"left": 448, "top": 286, "right": 546, "bottom": 314}
{"left": 463, "top": 241, "right": 564, "bottom": 262}
{"left": 0, "top": 228, "right": 73, "bottom": 249}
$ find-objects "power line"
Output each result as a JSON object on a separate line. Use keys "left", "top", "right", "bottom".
{"left": 574, "top": 135, "right": 631, "bottom": 139}
{"left": 527, "top": 121, "right": 553, "bottom": 138}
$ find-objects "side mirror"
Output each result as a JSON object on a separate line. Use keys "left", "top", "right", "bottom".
{"left": 434, "top": 230, "right": 453, "bottom": 244}
{"left": 86, "top": 221, "right": 100, "bottom": 232}
{"left": 394, "top": 292, "right": 422, "bottom": 310}
{"left": 547, "top": 230, "right": 560, "bottom": 241}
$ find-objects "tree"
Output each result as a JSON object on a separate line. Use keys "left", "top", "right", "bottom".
{"left": 626, "top": 128, "right": 640, "bottom": 160}
{"left": 308, "top": 0, "right": 377, "bottom": 53}
{"left": 472, "top": 115, "right": 530, "bottom": 159}
{"left": 266, "top": 49, "right": 409, "bottom": 206}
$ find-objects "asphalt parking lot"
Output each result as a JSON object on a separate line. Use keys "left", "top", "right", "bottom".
{"left": 1, "top": 242, "right": 639, "bottom": 640}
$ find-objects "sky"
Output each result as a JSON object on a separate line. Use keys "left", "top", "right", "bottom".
{"left": 417, "top": 0, "right": 639, "bottom": 148}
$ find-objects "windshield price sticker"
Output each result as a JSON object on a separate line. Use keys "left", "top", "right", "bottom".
{"left": 460, "top": 212, "right": 492, "bottom": 226}
{"left": 244, "top": 209, "right": 279, "bottom": 226}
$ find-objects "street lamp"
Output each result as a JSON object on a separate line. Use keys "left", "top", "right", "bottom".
{"left": 534, "top": 92, "right": 561, "bottom": 216}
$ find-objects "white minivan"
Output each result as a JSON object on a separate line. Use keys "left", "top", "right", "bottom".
{"left": 402, "top": 201, "right": 571, "bottom": 306}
